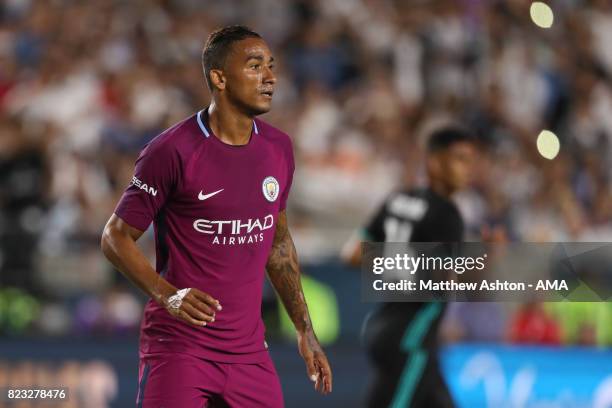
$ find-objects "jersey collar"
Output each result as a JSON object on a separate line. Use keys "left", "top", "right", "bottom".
{"left": 196, "top": 108, "right": 259, "bottom": 138}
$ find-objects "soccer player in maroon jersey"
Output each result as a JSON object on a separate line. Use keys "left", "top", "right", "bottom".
{"left": 101, "top": 25, "right": 332, "bottom": 407}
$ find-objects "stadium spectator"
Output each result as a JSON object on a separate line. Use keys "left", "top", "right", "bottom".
{"left": 0, "top": 0, "right": 610, "bottom": 342}
{"left": 509, "top": 302, "right": 561, "bottom": 346}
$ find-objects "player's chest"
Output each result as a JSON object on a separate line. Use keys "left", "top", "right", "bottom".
{"left": 171, "top": 148, "right": 287, "bottom": 217}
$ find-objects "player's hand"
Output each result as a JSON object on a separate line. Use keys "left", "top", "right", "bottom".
{"left": 297, "top": 330, "right": 332, "bottom": 395}
{"left": 163, "top": 287, "right": 222, "bottom": 327}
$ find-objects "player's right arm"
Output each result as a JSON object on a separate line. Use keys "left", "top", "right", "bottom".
{"left": 101, "top": 215, "right": 220, "bottom": 327}
{"left": 102, "top": 214, "right": 173, "bottom": 302}
{"left": 101, "top": 137, "right": 220, "bottom": 328}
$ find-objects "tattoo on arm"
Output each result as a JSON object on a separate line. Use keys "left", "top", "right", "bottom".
{"left": 266, "top": 211, "right": 313, "bottom": 333}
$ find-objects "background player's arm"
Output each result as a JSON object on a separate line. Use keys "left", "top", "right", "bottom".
{"left": 340, "top": 230, "right": 363, "bottom": 268}
{"left": 341, "top": 200, "right": 388, "bottom": 268}
{"left": 101, "top": 214, "right": 220, "bottom": 327}
{"left": 266, "top": 210, "right": 332, "bottom": 394}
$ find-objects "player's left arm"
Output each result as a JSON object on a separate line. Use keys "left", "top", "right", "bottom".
{"left": 266, "top": 210, "right": 332, "bottom": 395}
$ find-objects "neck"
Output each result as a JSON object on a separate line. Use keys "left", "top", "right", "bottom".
{"left": 208, "top": 99, "right": 254, "bottom": 146}
{"left": 429, "top": 178, "right": 454, "bottom": 199}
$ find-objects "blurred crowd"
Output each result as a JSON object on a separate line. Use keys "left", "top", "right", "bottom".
{"left": 1, "top": 0, "right": 611, "bottom": 343}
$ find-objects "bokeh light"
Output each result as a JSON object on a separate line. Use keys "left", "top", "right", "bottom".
{"left": 537, "top": 130, "right": 560, "bottom": 160}
{"left": 530, "top": 2, "right": 554, "bottom": 29}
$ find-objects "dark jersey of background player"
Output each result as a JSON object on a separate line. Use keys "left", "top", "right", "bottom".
{"left": 362, "top": 189, "right": 463, "bottom": 408}
{"left": 363, "top": 188, "right": 463, "bottom": 244}
{"left": 342, "top": 126, "right": 476, "bottom": 408}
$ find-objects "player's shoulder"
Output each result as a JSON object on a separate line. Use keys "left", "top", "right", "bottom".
{"left": 141, "top": 114, "right": 200, "bottom": 157}
{"left": 423, "top": 188, "right": 462, "bottom": 224}
{"left": 381, "top": 188, "right": 430, "bottom": 219}
{"left": 386, "top": 187, "right": 429, "bottom": 207}
{"left": 429, "top": 189, "right": 461, "bottom": 215}
{"left": 254, "top": 118, "right": 293, "bottom": 149}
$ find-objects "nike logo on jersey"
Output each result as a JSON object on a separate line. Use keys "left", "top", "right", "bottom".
{"left": 198, "top": 189, "right": 223, "bottom": 201}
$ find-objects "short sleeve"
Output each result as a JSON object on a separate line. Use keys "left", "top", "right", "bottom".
{"left": 278, "top": 137, "right": 295, "bottom": 211}
{"left": 114, "top": 139, "right": 180, "bottom": 231}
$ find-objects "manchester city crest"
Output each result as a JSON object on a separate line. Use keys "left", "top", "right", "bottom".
{"left": 262, "top": 176, "right": 279, "bottom": 202}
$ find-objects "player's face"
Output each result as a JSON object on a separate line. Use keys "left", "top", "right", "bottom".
{"left": 441, "top": 142, "right": 476, "bottom": 192}
{"left": 223, "top": 37, "right": 276, "bottom": 115}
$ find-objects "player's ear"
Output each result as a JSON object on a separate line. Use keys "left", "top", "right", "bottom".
{"left": 210, "top": 69, "right": 226, "bottom": 91}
